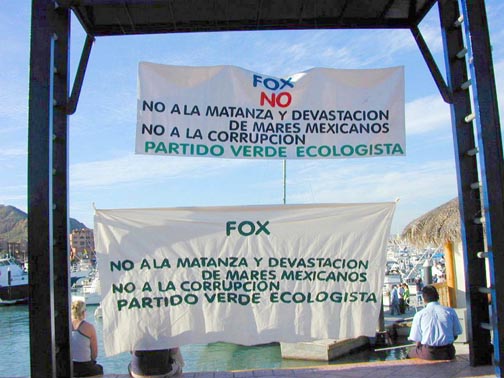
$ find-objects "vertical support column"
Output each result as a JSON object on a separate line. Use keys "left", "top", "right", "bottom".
{"left": 28, "top": 0, "right": 72, "bottom": 377}
{"left": 437, "top": 0, "right": 491, "bottom": 366}
{"left": 443, "top": 241, "right": 456, "bottom": 307}
{"left": 461, "top": 0, "right": 504, "bottom": 375}
{"left": 52, "top": 2, "right": 73, "bottom": 377}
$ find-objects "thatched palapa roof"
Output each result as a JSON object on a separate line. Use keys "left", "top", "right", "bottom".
{"left": 401, "top": 198, "right": 461, "bottom": 248}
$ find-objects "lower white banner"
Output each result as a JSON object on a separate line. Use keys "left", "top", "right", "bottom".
{"left": 94, "top": 202, "right": 395, "bottom": 356}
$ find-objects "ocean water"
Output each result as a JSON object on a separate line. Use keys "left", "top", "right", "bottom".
{"left": 0, "top": 304, "right": 407, "bottom": 377}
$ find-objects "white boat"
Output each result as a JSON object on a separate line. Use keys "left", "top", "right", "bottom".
{"left": 0, "top": 257, "right": 29, "bottom": 304}
{"left": 70, "top": 259, "right": 95, "bottom": 285}
{"left": 71, "top": 271, "right": 101, "bottom": 305}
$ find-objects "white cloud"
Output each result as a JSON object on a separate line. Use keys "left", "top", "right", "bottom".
{"left": 240, "top": 28, "right": 419, "bottom": 75}
{"left": 417, "top": 21, "right": 444, "bottom": 55}
{"left": 284, "top": 159, "right": 457, "bottom": 234}
{"left": 406, "top": 94, "right": 451, "bottom": 135}
{"left": 368, "top": 30, "right": 417, "bottom": 59}
{"left": 70, "top": 154, "right": 252, "bottom": 189}
{"left": 0, "top": 184, "right": 27, "bottom": 209}
{"left": 403, "top": 57, "right": 504, "bottom": 137}
{"left": 0, "top": 148, "right": 26, "bottom": 158}
{"left": 0, "top": 5, "right": 30, "bottom": 129}
{"left": 289, "top": 160, "right": 454, "bottom": 201}
{"left": 0, "top": 75, "right": 29, "bottom": 128}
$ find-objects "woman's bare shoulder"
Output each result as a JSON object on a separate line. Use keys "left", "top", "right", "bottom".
{"left": 79, "top": 320, "right": 97, "bottom": 336}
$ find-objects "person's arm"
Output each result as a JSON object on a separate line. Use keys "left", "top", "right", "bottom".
{"left": 408, "top": 313, "right": 422, "bottom": 344}
{"left": 452, "top": 310, "right": 463, "bottom": 337}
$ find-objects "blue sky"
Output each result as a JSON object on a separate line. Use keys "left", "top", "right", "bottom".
{"left": 1, "top": 1, "right": 503, "bottom": 235}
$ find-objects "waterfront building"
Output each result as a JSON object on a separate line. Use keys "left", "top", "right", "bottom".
{"left": 70, "top": 228, "right": 95, "bottom": 261}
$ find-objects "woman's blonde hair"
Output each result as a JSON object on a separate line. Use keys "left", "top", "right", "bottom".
{"left": 71, "top": 298, "right": 86, "bottom": 320}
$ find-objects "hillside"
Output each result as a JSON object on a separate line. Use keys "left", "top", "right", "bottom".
{"left": 0, "top": 205, "right": 88, "bottom": 243}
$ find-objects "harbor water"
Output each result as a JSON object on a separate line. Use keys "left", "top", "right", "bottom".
{"left": 0, "top": 304, "right": 408, "bottom": 377}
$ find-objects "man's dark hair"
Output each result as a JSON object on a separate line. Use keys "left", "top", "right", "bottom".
{"left": 422, "top": 285, "right": 440, "bottom": 303}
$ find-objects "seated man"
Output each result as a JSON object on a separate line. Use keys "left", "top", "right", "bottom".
{"left": 407, "top": 285, "right": 462, "bottom": 360}
{"left": 128, "top": 348, "right": 184, "bottom": 378}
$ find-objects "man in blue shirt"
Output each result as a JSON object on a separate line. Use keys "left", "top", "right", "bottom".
{"left": 407, "top": 285, "right": 462, "bottom": 360}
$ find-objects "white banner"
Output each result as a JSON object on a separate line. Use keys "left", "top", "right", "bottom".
{"left": 136, "top": 63, "right": 405, "bottom": 159}
{"left": 95, "top": 203, "right": 395, "bottom": 356}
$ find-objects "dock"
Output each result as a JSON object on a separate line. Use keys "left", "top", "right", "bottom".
{"left": 59, "top": 344, "right": 496, "bottom": 378}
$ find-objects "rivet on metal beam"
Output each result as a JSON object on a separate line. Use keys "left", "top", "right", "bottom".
{"left": 477, "top": 251, "right": 491, "bottom": 258}
{"left": 460, "top": 79, "right": 472, "bottom": 90}
{"left": 456, "top": 47, "right": 467, "bottom": 59}
{"left": 478, "top": 287, "right": 492, "bottom": 294}
{"left": 470, "top": 182, "right": 480, "bottom": 190}
{"left": 453, "top": 15, "right": 464, "bottom": 28}
{"left": 480, "top": 322, "right": 492, "bottom": 331}
{"left": 473, "top": 217, "right": 484, "bottom": 225}
{"left": 465, "top": 148, "right": 478, "bottom": 156}
{"left": 464, "top": 113, "right": 476, "bottom": 123}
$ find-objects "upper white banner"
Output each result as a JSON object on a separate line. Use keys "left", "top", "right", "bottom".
{"left": 136, "top": 63, "right": 405, "bottom": 159}
{"left": 95, "top": 202, "right": 395, "bottom": 356}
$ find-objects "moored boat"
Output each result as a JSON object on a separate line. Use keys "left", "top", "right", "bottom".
{"left": 0, "top": 257, "right": 29, "bottom": 304}
{"left": 71, "top": 271, "right": 101, "bottom": 305}
{"left": 70, "top": 259, "right": 95, "bottom": 285}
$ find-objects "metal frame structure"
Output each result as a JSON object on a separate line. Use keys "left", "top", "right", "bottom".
{"left": 28, "top": 0, "right": 503, "bottom": 376}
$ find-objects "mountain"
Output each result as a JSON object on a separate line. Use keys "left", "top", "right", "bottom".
{"left": 70, "top": 218, "right": 88, "bottom": 231}
{"left": 0, "top": 206, "right": 27, "bottom": 242}
{"left": 0, "top": 205, "right": 88, "bottom": 243}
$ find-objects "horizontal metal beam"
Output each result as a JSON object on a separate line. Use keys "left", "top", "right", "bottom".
{"left": 59, "top": 0, "right": 438, "bottom": 36}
